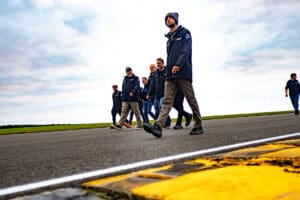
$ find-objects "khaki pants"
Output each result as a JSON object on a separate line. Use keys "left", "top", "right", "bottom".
{"left": 157, "top": 78, "right": 202, "bottom": 128}
{"left": 119, "top": 101, "right": 143, "bottom": 127}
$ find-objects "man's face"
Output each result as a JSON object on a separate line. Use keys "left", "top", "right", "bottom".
{"left": 156, "top": 60, "right": 164, "bottom": 69}
{"left": 166, "top": 16, "right": 176, "bottom": 28}
{"left": 292, "top": 75, "right": 297, "bottom": 80}
{"left": 150, "top": 64, "right": 156, "bottom": 73}
{"left": 112, "top": 86, "right": 117, "bottom": 91}
{"left": 126, "top": 70, "right": 133, "bottom": 76}
{"left": 142, "top": 78, "right": 147, "bottom": 85}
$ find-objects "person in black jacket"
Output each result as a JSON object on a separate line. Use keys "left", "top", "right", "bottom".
{"left": 111, "top": 84, "right": 122, "bottom": 126}
{"left": 285, "top": 73, "right": 300, "bottom": 115}
{"left": 147, "top": 64, "right": 157, "bottom": 103}
{"left": 144, "top": 12, "right": 204, "bottom": 138}
{"left": 149, "top": 58, "right": 171, "bottom": 127}
{"left": 113, "top": 67, "right": 143, "bottom": 129}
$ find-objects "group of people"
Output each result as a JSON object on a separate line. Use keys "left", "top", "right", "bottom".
{"left": 110, "top": 12, "right": 299, "bottom": 139}
{"left": 111, "top": 57, "right": 193, "bottom": 131}
{"left": 109, "top": 12, "right": 204, "bottom": 138}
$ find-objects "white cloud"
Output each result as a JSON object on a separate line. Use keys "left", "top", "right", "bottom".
{"left": 0, "top": 0, "right": 299, "bottom": 125}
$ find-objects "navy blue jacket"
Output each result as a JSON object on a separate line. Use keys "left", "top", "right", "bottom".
{"left": 122, "top": 74, "right": 140, "bottom": 102}
{"left": 286, "top": 80, "right": 300, "bottom": 96}
{"left": 142, "top": 83, "right": 151, "bottom": 101}
{"left": 149, "top": 68, "right": 167, "bottom": 100}
{"left": 112, "top": 90, "right": 122, "bottom": 110}
{"left": 147, "top": 72, "right": 155, "bottom": 101}
{"left": 165, "top": 25, "right": 193, "bottom": 81}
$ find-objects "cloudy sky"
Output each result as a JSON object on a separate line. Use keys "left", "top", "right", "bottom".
{"left": 0, "top": 0, "right": 299, "bottom": 125}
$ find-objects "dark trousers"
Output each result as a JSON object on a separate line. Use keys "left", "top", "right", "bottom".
{"left": 111, "top": 108, "right": 121, "bottom": 125}
{"left": 156, "top": 78, "right": 202, "bottom": 128}
{"left": 173, "top": 90, "right": 192, "bottom": 125}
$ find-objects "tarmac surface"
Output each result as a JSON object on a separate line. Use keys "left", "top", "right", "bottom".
{"left": 0, "top": 113, "right": 300, "bottom": 192}
{"left": 5, "top": 137, "right": 300, "bottom": 199}
{"left": 83, "top": 138, "right": 300, "bottom": 199}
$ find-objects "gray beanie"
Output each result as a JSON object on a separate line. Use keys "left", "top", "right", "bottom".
{"left": 165, "top": 12, "right": 179, "bottom": 25}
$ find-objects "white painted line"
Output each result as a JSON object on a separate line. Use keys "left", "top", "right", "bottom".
{"left": 1, "top": 132, "right": 300, "bottom": 197}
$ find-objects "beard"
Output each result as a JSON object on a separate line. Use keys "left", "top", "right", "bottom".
{"left": 167, "top": 23, "right": 176, "bottom": 28}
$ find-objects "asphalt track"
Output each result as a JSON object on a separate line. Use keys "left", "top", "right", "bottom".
{"left": 0, "top": 114, "right": 299, "bottom": 189}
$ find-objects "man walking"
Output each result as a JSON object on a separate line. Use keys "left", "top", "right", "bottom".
{"left": 285, "top": 73, "right": 300, "bottom": 115}
{"left": 110, "top": 84, "right": 132, "bottom": 128}
{"left": 142, "top": 77, "right": 156, "bottom": 123}
{"left": 149, "top": 58, "right": 172, "bottom": 127}
{"left": 111, "top": 84, "right": 122, "bottom": 126}
{"left": 113, "top": 67, "right": 143, "bottom": 129}
{"left": 144, "top": 12, "right": 204, "bottom": 138}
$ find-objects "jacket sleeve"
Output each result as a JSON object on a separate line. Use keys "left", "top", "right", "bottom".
{"left": 175, "top": 32, "right": 192, "bottom": 68}
{"left": 285, "top": 81, "right": 289, "bottom": 90}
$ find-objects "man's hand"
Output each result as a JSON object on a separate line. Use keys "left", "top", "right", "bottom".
{"left": 130, "top": 92, "right": 133, "bottom": 96}
{"left": 172, "top": 66, "right": 180, "bottom": 74}
{"left": 146, "top": 95, "right": 150, "bottom": 99}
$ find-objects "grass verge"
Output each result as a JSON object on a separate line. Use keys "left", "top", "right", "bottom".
{"left": 0, "top": 110, "right": 293, "bottom": 135}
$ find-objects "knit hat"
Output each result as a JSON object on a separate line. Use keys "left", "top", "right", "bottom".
{"left": 125, "top": 66, "right": 132, "bottom": 72}
{"left": 165, "top": 12, "right": 179, "bottom": 25}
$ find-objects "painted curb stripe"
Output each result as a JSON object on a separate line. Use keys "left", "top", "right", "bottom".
{"left": 1, "top": 132, "right": 300, "bottom": 197}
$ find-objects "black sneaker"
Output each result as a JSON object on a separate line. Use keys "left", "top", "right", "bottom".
{"left": 143, "top": 123, "right": 163, "bottom": 138}
{"left": 295, "top": 110, "right": 299, "bottom": 115}
{"left": 185, "top": 114, "right": 193, "bottom": 127}
{"left": 173, "top": 124, "right": 183, "bottom": 130}
{"left": 189, "top": 127, "right": 204, "bottom": 135}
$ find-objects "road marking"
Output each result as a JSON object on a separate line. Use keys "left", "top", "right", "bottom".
{"left": 1, "top": 132, "right": 300, "bottom": 198}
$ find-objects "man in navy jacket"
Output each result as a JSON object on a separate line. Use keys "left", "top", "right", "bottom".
{"left": 114, "top": 67, "right": 143, "bottom": 129}
{"left": 285, "top": 73, "right": 300, "bottom": 115}
{"left": 144, "top": 12, "right": 204, "bottom": 138}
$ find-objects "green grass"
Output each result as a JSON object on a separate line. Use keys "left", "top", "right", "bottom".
{"left": 201, "top": 110, "right": 293, "bottom": 120}
{"left": 0, "top": 110, "right": 293, "bottom": 135}
{"left": 0, "top": 123, "right": 110, "bottom": 135}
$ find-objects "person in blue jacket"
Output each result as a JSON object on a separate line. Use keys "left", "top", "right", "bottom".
{"left": 144, "top": 12, "right": 204, "bottom": 138}
{"left": 285, "top": 73, "right": 300, "bottom": 115}
{"left": 142, "top": 77, "right": 156, "bottom": 124}
{"left": 113, "top": 67, "right": 143, "bottom": 129}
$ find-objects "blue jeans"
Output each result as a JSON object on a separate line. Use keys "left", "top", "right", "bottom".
{"left": 155, "top": 97, "right": 171, "bottom": 126}
{"left": 143, "top": 100, "right": 155, "bottom": 123}
{"left": 153, "top": 98, "right": 161, "bottom": 119}
{"left": 290, "top": 94, "right": 299, "bottom": 112}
